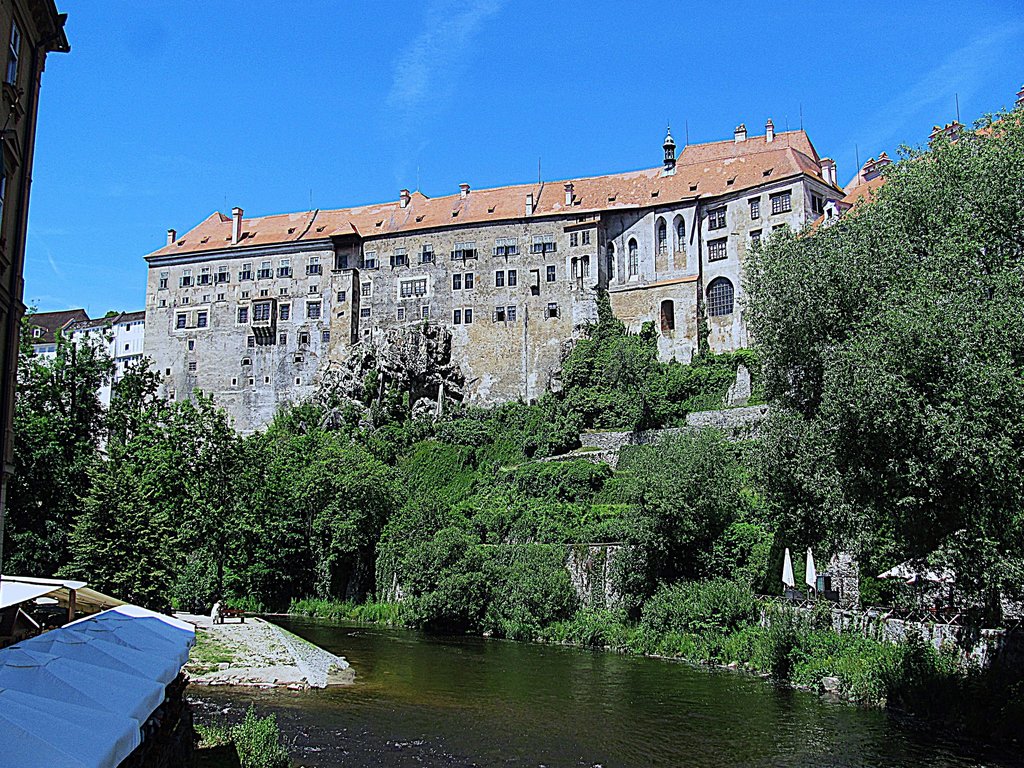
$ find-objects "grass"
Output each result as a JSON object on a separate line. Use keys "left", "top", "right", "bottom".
{"left": 188, "top": 629, "right": 243, "bottom": 674}
{"left": 288, "top": 597, "right": 404, "bottom": 625}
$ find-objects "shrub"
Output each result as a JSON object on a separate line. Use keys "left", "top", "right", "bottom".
{"left": 640, "top": 580, "right": 758, "bottom": 636}
{"left": 232, "top": 707, "right": 290, "bottom": 768}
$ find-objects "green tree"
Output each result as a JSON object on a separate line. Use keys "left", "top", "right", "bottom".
{"left": 745, "top": 112, "right": 1024, "bottom": 619}
{"left": 5, "top": 323, "right": 111, "bottom": 575}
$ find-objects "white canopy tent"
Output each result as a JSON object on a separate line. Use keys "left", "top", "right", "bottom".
{"left": 0, "top": 605, "right": 195, "bottom": 768}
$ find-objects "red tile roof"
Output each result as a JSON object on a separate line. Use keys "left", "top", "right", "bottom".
{"left": 149, "top": 131, "right": 833, "bottom": 259}
{"left": 27, "top": 309, "right": 90, "bottom": 345}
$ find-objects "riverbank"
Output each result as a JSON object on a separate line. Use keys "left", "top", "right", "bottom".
{"left": 179, "top": 612, "right": 353, "bottom": 688}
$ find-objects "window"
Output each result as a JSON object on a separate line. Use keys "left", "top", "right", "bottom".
{"left": 494, "top": 306, "right": 506, "bottom": 322}
{"left": 306, "top": 301, "right": 321, "bottom": 319}
{"left": 306, "top": 257, "right": 322, "bottom": 275}
{"left": 400, "top": 278, "right": 428, "bottom": 298}
{"left": 464, "top": 308, "right": 473, "bottom": 324}
{"left": 465, "top": 272, "right": 474, "bottom": 289}
{"left": 582, "top": 255, "right": 590, "bottom": 277}
{"left": 546, "top": 265, "right": 556, "bottom": 282}
{"left": 582, "top": 231, "right": 591, "bottom": 245}
{"left": 188, "top": 361, "right": 197, "bottom": 372}
{"left": 660, "top": 299, "right": 675, "bottom": 333}
{"left": 708, "top": 237, "right": 728, "bottom": 261}
{"left": 397, "top": 307, "right": 406, "bottom": 321}
{"left": 299, "top": 332, "right": 310, "bottom": 345}
{"left": 749, "top": 198, "right": 761, "bottom": 220}
{"left": 237, "top": 306, "right": 248, "bottom": 324}
{"left": 239, "top": 263, "right": 253, "bottom": 281}
{"left": 201, "top": 294, "right": 210, "bottom": 304}
{"left": 5, "top": 21, "right": 20, "bottom": 85}
{"left": 507, "top": 305, "right": 517, "bottom": 322}
{"left": 180, "top": 269, "right": 193, "bottom": 287}
{"left": 656, "top": 218, "right": 668, "bottom": 253}
{"left": 197, "top": 311, "right": 208, "bottom": 328}
{"left": 252, "top": 302, "right": 272, "bottom": 322}
{"left": 453, "top": 273, "right": 462, "bottom": 290}
{"left": 321, "top": 330, "right": 330, "bottom": 342}
{"left": 811, "top": 194, "right": 825, "bottom": 215}
{"left": 181, "top": 296, "right": 190, "bottom": 305}
{"left": 494, "top": 237, "right": 518, "bottom": 256}
{"left": 278, "top": 259, "right": 292, "bottom": 278}
{"left": 570, "top": 232, "right": 579, "bottom": 247}
{"left": 627, "top": 239, "right": 638, "bottom": 277}
{"left": 279, "top": 303, "right": 290, "bottom": 321}
{"left": 362, "top": 251, "right": 379, "bottom": 270}
{"left": 452, "top": 241, "right": 477, "bottom": 260}
{"left": 495, "top": 271, "right": 505, "bottom": 287}
{"left": 531, "top": 234, "right": 557, "bottom": 254}
{"left": 279, "top": 332, "right": 288, "bottom": 345}
{"left": 360, "top": 307, "right": 371, "bottom": 318}
{"left": 231, "top": 378, "right": 238, "bottom": 386}
{"left": 176, "top": 313, "right": 187, "bottom": 329}
{"left": 361, "top": 282, "right": 372, "bottom": 297}
{"left": 308, "top": 284, "right": 318, "bottom": 294}
{"left": 508, "top": 269, "right": 518, "bottom": 287}
{"left": 708, "top": 207, "right": 727, "bottom": 230}
{"left": 247, "top": 336, "right": 256, "bottom": 348}
{"left": 159, "top": 299, "right": 167, "bottom": 307}
{"left": 421, "top": 305, "right": 430, "bottom": 319}
{"left": 158, "top": 271, "right": 169, "bottom": 290}
{"left": 546, "top": 302, "right": 559, "bottom": 319}
{"left": 198, "top": 267, "right": 211, "bottom": 286}
{"left": 337, "top": 290, "right": 347, "bottom": 303}
{"left": 608, "top": 242, "right": 616, "bottom": 279}
{"left": 421, "top": 244, "right": 434, "bottom": 263}
{"left": 771, "top": 190, "right": 792, "bottom": 214}
{"left": 258, "top": 261, "right": 272, "bottom": 279}
{"left": 751, "top": 230, "right": 762, "bottom": 246}
{"left": 675, "top": 216, "right": 685, "bottom": 251}
{"left": 707, "top": 277, "right": 734, "bottom": 316}
{"left": 453, "top": 309, "right": 462, "bottom": 325}
{"left": 390, "top": 248, "right": 408, "bottom": 267}
{"left": 772, "top": 224, "right": 787, "bottom": 233}
{"left": 217, "top": 293, "right": 225, "bottom": 302}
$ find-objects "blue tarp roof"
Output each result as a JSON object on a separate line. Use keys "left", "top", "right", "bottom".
{"left": 0, "top": 605, "right": 195, "bottom": 768}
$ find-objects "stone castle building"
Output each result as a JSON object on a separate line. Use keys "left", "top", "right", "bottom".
{"left": 144, "top": 123, "right": 841, "bottom": 432}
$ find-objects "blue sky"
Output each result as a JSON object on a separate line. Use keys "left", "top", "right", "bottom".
{"left": 24, "top": 1, "right": 1024, "bottom": 315}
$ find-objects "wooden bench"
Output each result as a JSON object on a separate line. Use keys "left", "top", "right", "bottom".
{"left": 215, "top": 607, "right": 246, "bottom": 624}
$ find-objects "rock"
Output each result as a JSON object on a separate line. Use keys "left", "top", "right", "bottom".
{"left": 726, "top": 364, "right": 752, "bottom": 406}
{"left": 821, "top": 676, "right": 842, "bottom": 693}
{"left": 217, "top": 662, "right": 230, "bottom": 670}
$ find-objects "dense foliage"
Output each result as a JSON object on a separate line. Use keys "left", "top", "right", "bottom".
{"left": 745, "top": 111, "right": 1024, "bottom": 620}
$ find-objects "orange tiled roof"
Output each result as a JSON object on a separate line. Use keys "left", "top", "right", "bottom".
{"left": 841, "top": 173, "right": 887, "bottom": 210}
{"left": 148, "top": 131, "right": 832, "bottom": 260}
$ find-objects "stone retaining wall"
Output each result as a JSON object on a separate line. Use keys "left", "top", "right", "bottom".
{"left": 579, "top": 404, "right": 769, "bottom": 453}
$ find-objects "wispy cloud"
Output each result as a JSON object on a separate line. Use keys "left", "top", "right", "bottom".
{"left": 856, "top": 23, "right": 1024, "bottom": 154}
{"left": 386, "top": 0, "right": 503, "bottom": 184}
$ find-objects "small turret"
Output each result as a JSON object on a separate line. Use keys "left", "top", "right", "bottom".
{"left": 662, "top": 126, "right": 676, "bottom": 174}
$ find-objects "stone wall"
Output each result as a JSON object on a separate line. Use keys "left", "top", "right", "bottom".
{"left": 578, "top": 404, "right": 770, "bottom": 453}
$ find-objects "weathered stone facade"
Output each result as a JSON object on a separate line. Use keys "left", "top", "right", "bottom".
{"left": 144, "top": 127, "right": 840, "bottom": 432}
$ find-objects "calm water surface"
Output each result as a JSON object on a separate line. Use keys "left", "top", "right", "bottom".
{"left": 190, "top": 618, "right": 1022, "bottom": 768}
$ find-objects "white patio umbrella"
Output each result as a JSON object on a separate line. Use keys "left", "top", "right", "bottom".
{"left": 805, "top": 548, "right": 817, "bottom": 592}
{"left": 782, "top": 548, "right": 796, "bottom": 589}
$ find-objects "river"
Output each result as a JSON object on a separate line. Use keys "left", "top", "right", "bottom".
{"left": 190, "top": 618, "right": 1021, "bottom": 767}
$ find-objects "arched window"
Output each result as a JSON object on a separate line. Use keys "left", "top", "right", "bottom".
{"left": 571, "top": 257, "right": 579, "bottom": 279}
{"left": 674, "top": 215, "right": 685, "bottom": 251}
{"left": 707, "top": 277, "right": 734, "bottom": 317}
{"left": 582, "top": 255, "right": 590, "bottom": 277}
{"left": 607, "top": 242, "right": 615, "bottom": 279}
{"left": 660, "top": 299, "right": 675, "bottom": 333}
{"left": 656, "top": 218, "right": 667, "bottom": 255}
{"left": 628, "top": 238, "right": 638, "bottom": 277}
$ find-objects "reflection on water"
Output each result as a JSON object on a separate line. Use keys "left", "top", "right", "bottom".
{"left": 190, "top": 619, "right": 1022, "bottom": 768}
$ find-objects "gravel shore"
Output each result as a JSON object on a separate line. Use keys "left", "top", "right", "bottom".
{"left": 178, "top": 612, "right": 352, "bottom": 689}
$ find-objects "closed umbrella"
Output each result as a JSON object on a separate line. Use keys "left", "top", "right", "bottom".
{"left": 782, "top": 548, "right": 795, "bottom": 590}
{"left": 805, "top": 548, "right": 817, "bottom": 592}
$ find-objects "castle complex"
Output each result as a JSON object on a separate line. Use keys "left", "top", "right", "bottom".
{"left": 144, "top": 123, "right": 843, "bottom": 432}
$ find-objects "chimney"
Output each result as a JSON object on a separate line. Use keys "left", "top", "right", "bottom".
{"left": 166, "top": 228, "right": 176, "bottom": 246}
{"left": 459, "top": 182, "right": 470, "bottom": 198}
{"left": 399, "top": 189, "right": 411, "bottom": 208}
{"left": 819, "top": 158, "right": 837, "bottom": 187}
{"left": 564, "top": 182, "right": 574, "bottom": 206}
{"left": 765, "top": 119, "right": 775, "bottom": 143}
{"left": 734, "top": 124, "right": 747, "bottom": 143}
{"left": 231, "top": 207, "right": 243, "bottom": 245}
{"left": 525, "top": 193, "right": 534, "bottom": 216}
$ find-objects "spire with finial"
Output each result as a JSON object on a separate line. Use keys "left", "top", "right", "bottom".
{"left": 663, "top": 124, "right": 677, "bottom": 174}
